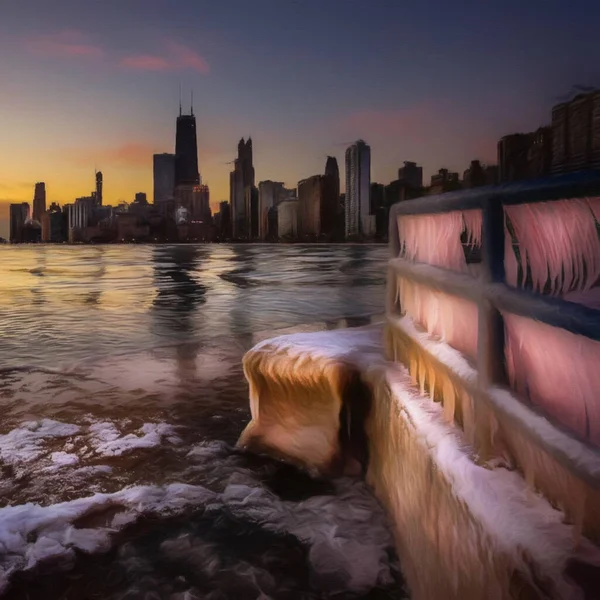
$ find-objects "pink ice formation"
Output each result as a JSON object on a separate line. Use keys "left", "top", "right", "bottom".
{"left": 395, "top": 196, "right": 600, "bottom": 445}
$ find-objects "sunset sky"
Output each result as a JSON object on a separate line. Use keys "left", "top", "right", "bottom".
{"left": 1, "top": 0, "right": 598, "bottom": 238}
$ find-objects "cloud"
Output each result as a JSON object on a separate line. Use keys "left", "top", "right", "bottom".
{"left": 24, "top": 30, "right": 104, "bottom": 59}
{"left": 65, "top": 142, "right": 159, "bottom": 169}
{"left": 120, "top": 41, "right": 209, "bottom": 74}
{"left": 120, "top": 55, "right": 172, "bottom": 71}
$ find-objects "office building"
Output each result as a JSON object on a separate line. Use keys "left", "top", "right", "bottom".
{"left": 217, "top": 200, "right": 231, "bottom": 238}
{"left": 135, "top": 192, "right": 148, "bottom": 205}
{"left": 398, "top": 161, "right": 423, "bottom": 189}
{"left": 9, "top": 202, "right": 30, "bottom": 243}
{"left": 230, "top": 138, "right": 255, "bottom": 239}
{"left": 245, "top": 185, "right": 259, "bottom": 239}
{"left": 32, "top": 182, "right": 46, "bottom": 222}
{"left": 462, "top": 160, "right": 487, "bottom": 188}
{"left": 549, "top": 90, "right": 600, "bottom": 174}
{"left": 298, "top": 175, "right": 335, "bottom": 239}
{"left": 429, "top": 169, "right": 460, "bottom": 195}
{"left": 192, "top": 184, "right": 211, "bottom": 222}
{"left": 345, "top": 140, "right": 371, "bottom": 238}
{"left": 258, "top": 180, "right": 284, "bottom": 240}
{"left": 95, "top": 171, "right": 103, "bottom": 206}
{"left": 154, "top": 153, "right": 176, "bottom": 204}
{"left": 69, "top": 196, "right": 94, "bottom": 241}
{"left": 175, "top": 106, "right": 200, "bottom": 188}
{"left": 41, "top": 203, "right": 66, "bottom": 243}
{"left": 278, "top": 199, "right": 299, "bottom": 241}
{"left": 527, "top": 127, "right": 553, "bottom": 179}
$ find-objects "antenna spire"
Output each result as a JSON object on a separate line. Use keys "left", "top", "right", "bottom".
{"left": 191, "top": 89, "right": 194, "bottom": 116}
{"left": 179, "top": 83, "right": 182, "bottom": 116}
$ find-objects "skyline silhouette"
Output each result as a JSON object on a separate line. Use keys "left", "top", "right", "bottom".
{"left": 1, "top": 0, "right": 599, "bottom": 238}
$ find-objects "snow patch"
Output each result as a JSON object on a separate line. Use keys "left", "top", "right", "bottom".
{"left": 0, "top": 483, "right": 218, "bottom": 594}
{"left": 0, "top": 419, "right": 80, "bottom": 465}
{"left": 89, "top": 422, "right": 178, "bottom": 457}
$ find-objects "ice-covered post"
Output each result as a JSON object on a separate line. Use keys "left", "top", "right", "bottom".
{"left": 478, "top": 196, "right": 508, "bottom": 387}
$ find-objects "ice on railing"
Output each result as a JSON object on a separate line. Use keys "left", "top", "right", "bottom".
{"left": 397, "top": 209, "right": 482, "bottom": 272}
{"left": 397, "top": 277, "right": 478, "bottom": 361}
{"left": 504, "top": 198, "right": 600, "bottom": 294}
{"left": 504, "top": 312, "right": 600, "bottom": 447}
{"left": 395, "top": 196, "right": 600, "bottom": 304}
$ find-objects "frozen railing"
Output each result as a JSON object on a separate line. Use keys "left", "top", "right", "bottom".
{"left": 386, "top": 171, "right": 600, "bottom": 488}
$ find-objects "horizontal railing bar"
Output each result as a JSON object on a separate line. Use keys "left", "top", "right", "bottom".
{"left": 389, "top": 258, "right": 600, "bottom": 342}
{"left": 392, "top": 170, "right": 600, "bottom": 216}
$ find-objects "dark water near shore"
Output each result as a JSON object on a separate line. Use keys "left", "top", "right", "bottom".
{"left": 0, "top": 244, "right": 406, "bottom": 599}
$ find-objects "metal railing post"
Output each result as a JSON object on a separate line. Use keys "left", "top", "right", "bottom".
{"left": 478, "top": 196, "right": 508, "bottom": 387}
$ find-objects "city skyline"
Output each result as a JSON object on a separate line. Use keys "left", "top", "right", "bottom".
{"left": 1, "top": 0, "right": 599, "bottom": 238}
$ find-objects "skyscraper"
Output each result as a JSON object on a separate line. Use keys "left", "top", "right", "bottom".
{"left": 153, "top": 153, "right": 176, "bottom": 204}
{"left": 345, "top": 140, "right": 371, "bottom": 239}
{"left": 33, "top": 182, "right": 46, "bottom": 222}
{"left": 95, "top": 171, "right": 103, "bottom": 206}
{"left": 397, "top": 161, "right": 423, "bottom": 189}
{"left": 298, "top": 175, "right": 334, "bottom": 239}
{"left": 175, "top": 106, "right": 200, "bottom": 188}
{"left": 230, "top": 138, "right": 255, "bottom": 239}
{"left": 9, "top": 202, "right": 30, "bottom": 243}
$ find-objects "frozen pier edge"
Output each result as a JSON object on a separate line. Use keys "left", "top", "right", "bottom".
{"left": 238, "top": 172, "right": 600, "bottom": 600}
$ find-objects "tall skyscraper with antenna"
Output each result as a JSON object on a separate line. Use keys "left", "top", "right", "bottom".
{"left": 175, "top": 90, "right": 200, "bottom": 187}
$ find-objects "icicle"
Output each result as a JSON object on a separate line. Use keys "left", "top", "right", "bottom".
{"left": 397, "top": 211, "right": 469, "bottom": 272}
{"left": 462, "top": 209, "right": 483, "bottom": 248}
{"left": 504, "top": 199, "right": 600, "bottom": 295}
{"left": 418, "top": 360, "right": 426, "bottom": 396}
{"left": 429, "top": 365, "right": 437, "bottom": 403}
{"left": 504, "top": 312, "right": 600, "bottom": 447}
{"left": 443, "top": 379, "right": 456, "bottom": 423}
{"left": 461, "top": 391, "right": 475, "bottom": 446}
{"left": 398, "top": 277, "right": 479, "bottom": 360}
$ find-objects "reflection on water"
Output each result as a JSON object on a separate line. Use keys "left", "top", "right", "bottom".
{"left": 0, "top": 244, "right": 403, "bottom": 599}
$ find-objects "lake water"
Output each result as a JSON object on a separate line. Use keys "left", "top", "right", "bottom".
{"left": 0, "top": 244, "right": 406, "bottom": 599}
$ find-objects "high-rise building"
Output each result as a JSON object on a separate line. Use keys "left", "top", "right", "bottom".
{"left": 135, "top": 192, "right": 148, "bottom": 205}
{"left": 33, "top": 182, "right": 46, "bottom": 222}
{"left": 230, "top": 138, "right": 255, "bottom": 239}
{"left": 527, "top": 127, "right": 553, "bottom": 179}
{"left": 153, "top": 153, "right": 176, "bottom": 204}
{"left": 429, "top": 169, "right": 460, "bottom": 195}
{"left": 175, "top": 108, "right": 200, "bottom": 188}
{"left": 245, "top": 185, "right": 259, "bottom": 239}
{"left": 278, "top": 199, "right": 299, "bottom": 241}
{"left": 192, "top": 184, "right": 211, "bottom": 222}
{"left": 324, "top": 156, "right": 342, "bottom": 240}
{"left": 325, "top": 156, "right": 340, "bottom": 201}
{"left": 298, "top": 175, "right": 334, "bottom": 239}
{"left": 258, "top": 181, "right": 294, "bottom": 240}
{"left": 41, "top": 203, "right": 66, "bottom": 243}
{"left": 550, "top": 90, "right": 597, "bottom": 175}
{"left": 9, "top": 202, "right": 29, "bottom": 243}
{"left": 95, "top": 171, "right": 103, "bottom": 206}
{"left": 345, "top": 140, "right": 371, "bottom": 239}
{"left": 398, "top": 161, "right": 423, "bottom": 189}
{"left": 217, "top": 200, "right": 231, "bottom": 238}
{"left": 462, "top": 160, "right": 487, "bottom": 188}
{"left": 69, "top": 196, "right": 94, "bottom": 241}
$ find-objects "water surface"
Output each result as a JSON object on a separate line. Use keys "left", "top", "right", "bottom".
{"left": 0, "top": 244, "right": 405, "bottom": 599}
